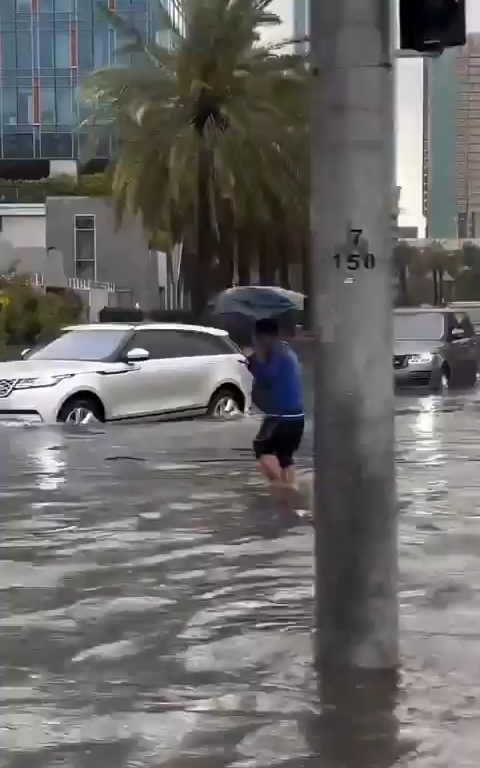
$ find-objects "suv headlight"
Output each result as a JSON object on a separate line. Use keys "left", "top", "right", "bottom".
{"left": 408, "top": 352, "right": 434, "bottom": 364}
{"left": 14, "top": 374, "right": 74, "bottom": 390}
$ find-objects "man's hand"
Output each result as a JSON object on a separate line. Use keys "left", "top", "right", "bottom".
{"left": 254, "top": 346, "right": 266, "bottom": 363}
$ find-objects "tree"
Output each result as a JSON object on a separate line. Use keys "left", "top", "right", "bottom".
{"left": 421, "top": 241, "right": 467, "bottom": 304}
{"left": 461, "top": 241, "right": 480, "bottom": 272}
{"left": 0, "top": 174, "right": 111, "bottom": 203}
{"left": 393, "top": 240, "right": 415, "bottom": 305}
{"left": 452, "top": 242, "right": 480, "bottom": 300}
{"left": 81, "top": 0, "right": 308, "bottom": 313}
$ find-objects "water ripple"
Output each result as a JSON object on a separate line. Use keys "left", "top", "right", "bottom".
{"left": 0, "top": 399, "right": 479, "bottom": 765}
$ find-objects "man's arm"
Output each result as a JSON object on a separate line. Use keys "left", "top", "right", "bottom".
{"left": 248, "top": 352, "right": 277, "bottom": 388}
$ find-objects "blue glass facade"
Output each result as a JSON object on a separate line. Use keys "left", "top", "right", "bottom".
{"left": 0, "top": 0, "right": 178, "bottom": 162}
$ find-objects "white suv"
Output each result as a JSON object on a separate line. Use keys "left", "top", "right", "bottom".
{"left": 0, "top": 323, "right": 252, "bottom": 425}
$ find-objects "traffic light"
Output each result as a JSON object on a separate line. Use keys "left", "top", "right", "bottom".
{"left": 399, "top": 0, "right": 466, "bottom": 54}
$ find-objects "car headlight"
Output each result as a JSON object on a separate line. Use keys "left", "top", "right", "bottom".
{"left": 408, "top": 352, "right": 434, "bottom": 364}
{"left": 14, "top": 374, "right": 74, "bottom": 390}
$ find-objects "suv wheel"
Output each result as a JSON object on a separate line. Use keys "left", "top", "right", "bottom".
{"left": 58, "top": 396, "right": 104, "bottom": 425}
{"left": 208, "top": 388, "right": 243, "bottom": 418}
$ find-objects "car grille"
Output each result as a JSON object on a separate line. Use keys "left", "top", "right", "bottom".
{"left": 393, "top": 355, "right": 407, "bottom": 369}
{"left": 0, "top": 379, "right": 15, "bottom": 398}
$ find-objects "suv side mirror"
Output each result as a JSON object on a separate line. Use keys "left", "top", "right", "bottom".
{"left": 126, "top": 347, "right": 150, "bottom": 362}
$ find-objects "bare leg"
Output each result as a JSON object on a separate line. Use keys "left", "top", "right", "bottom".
{"left": 280, "top": 465, "right": 297, "bottom": 489}
{"left": 258, "top": 454, "right": 282, "bottom": 484}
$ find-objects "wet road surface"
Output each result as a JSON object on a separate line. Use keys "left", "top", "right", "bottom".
{"left": 0, "top": 393, "right": 480, "bottom": 766}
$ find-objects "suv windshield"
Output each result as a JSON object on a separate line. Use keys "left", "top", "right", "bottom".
{"left": 29, "top": 329, "right": 128, "bottom": 361}
{"left": 394, "top": 313, "right": 444, "bottom": 341}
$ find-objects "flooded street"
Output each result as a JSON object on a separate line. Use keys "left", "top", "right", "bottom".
{"left": 0, "top": 393, "right": 480, "bottom": 766}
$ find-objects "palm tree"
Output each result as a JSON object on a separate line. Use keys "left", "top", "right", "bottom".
{"left": 393, "top": 240, "right": 415, "bottom": 305}
{"left": 81, "top": 0, "right": 308, "bottom": 313}
{"left": 421, "top": 241, "right": 450, "bottom": 304}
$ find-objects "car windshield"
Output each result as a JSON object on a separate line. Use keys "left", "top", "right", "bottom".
{"left": 28, "top": 329, "right": 128, "bottom": 361}
{"left": 394, "top": 313, "right": 444, "bottom": 341}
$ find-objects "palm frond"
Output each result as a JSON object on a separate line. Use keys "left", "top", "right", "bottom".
{"left": 81, "top": 0, "right": 308, "bottom": 292}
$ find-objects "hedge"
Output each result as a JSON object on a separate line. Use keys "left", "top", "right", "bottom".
{"left": 0, "top": 173, "right": 111, "bottom": 203}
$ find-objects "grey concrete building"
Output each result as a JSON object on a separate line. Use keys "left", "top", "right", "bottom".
{"left": 0, "top": 197, "right": 167, "bottom": 317}
{"left": 45, "top": 197, "right": 160, "bottom": 310}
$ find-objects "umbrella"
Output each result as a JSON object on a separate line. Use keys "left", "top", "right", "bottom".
{"left": 208, "top": 285, "right": 304, "bottom": 318}
{"left": 205, "top": 286, "right": 304, "bottom": 347}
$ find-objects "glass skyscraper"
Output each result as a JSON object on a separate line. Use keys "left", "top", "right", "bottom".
{"left": 0, "top": 0, "right": 181, "bottom": 167}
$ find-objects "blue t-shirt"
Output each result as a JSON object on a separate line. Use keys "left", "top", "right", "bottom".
{"left": 248, "top": 342, "right": 304, "bottom": 418}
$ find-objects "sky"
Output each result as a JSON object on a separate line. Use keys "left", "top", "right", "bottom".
{"left": 267, "top": 0, "right": 480, "bottom": 232}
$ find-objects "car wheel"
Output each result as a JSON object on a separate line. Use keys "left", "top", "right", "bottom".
{"left": 208, "top": 387, "right": 244, "bottom": 418}
{"left": 57, "top": 395, "right": 104, "bottom": 425}
{"left": 431, "top": 365, "right": 450, "bottom": 394}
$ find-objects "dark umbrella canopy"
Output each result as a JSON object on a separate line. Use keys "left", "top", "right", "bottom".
{"left": 209, "top": 286, "right": 304, "bottom": 318}
{"left": 205, "top": 286, "right": 304, "bottom": 347}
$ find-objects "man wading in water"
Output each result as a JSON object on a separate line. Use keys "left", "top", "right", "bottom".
{"left": 246, "top": 318, "right": 305, "bottom": 497}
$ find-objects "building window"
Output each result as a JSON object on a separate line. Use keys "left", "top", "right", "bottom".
{"left": 2, "top": 133, "right": 34, "bottom": 158}
{"left": 0, "top": 32, "right": 16, "bottom": 69}
{"left": 40, "top": 131, "right": 73, "bottom": 158}
{"left": 41, "top": 86, "right": 55, "bottom": 124}
{"left": 17, "top": 86, "right": 33, "bottom": 124}
{"left": 56, "top": 86, "right": 75, "bottom": 124}
{"left": 74, "top": 214, "right": 96, "bottom": 281}
{"left": 94, "top": 26, "right": 109, "bottom": 67}
{"left": 16, "top": 30, "right": 33, "bottom": 70}
{"left": 78, "top": 29, "right": 94, "bottom": 71}
{"left": 39, "top": 29, "right": 55, "bottom": 68}
{"left": 55, "top": 30, "right": 71, "bottom": 69}
{"left": 2, "top": 88, "right": 18, "bottom": 126}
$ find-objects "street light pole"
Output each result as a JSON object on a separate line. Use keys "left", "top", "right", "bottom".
{"left": 310, "top": 0, "right": 398, "bottom": 671}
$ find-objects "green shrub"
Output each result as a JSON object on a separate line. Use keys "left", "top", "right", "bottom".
{"left": 0, "top": 173, "right": 111, "bottom": 203}
{"left": 0, "top": 276, "right": 82, "bottom": 347}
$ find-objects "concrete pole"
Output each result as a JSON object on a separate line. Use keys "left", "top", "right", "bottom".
{"left": 310, "top": 0, "right": 398, "bottom": 670}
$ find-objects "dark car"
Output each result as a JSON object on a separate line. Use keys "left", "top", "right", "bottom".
{"left": 394, "top": 307, "right": 478, "bottom": 391}
{"left": 449, "top": 301, "right": 480, "bottom": 333}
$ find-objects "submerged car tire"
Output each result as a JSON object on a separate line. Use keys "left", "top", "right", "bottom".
{"left": 207, "top": 387, "right": 244, "bottom": 418}
{"left": 57, "top": 395, "right": 105, "bottom": 425}
{"left": 430, "top": 364, "right": 450, "bottom": 394}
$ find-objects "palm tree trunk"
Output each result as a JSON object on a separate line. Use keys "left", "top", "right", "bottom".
{"left": 398, "top": 267, "right": 408, "bottom": 305}
{"left": 237, "top": 228, "right": 251, "bottom": 285}
{"left": 191, "top": 144, "right": 213, "bottom": 316}
{"left": 301, "top": 240, "right": 311, "bottom": 330}
{"left": 279, "top": 239, "right": 291, "bottom": 288}
{"left": 258, "top": 233, "right": 276, "bottom": 284}
{"left": 258, "top": 236, "right": 268, "bottom": 284}
{"left": 216, "top": 205, "right": 234, "bottom": 290}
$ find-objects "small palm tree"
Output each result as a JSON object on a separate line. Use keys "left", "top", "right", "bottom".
{"left": 421, "top": 241, "right": 450, "bottom": 304}
{"left": 393, "top": 240, "right": 415, "bottom": 305}
{"left": 81, "top": 0, "right": 308, "bottom": 312}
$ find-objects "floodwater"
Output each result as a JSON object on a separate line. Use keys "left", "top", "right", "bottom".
{"left": 0, "top": 393, "right": 480, "bottom": 766}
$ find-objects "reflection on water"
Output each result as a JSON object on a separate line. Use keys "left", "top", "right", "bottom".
{"left": 30, "top": 443, "right": 66, "bottom": 491}
{"left": 0, "top": 400, "right": 478, "bottom": 765}
{"left": 414, "top": 397, "right": 436, "bottom": 437}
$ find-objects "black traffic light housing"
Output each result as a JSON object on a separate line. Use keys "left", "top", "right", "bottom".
{"left": 399, "top": 0, "right": 466, "bottom": 54}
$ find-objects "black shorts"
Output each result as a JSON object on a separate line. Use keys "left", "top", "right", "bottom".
{"left": 253, "top": 416, "right": 304, "bottom": 468}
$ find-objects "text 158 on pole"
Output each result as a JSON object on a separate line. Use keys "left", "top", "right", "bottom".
{"left": 333, "top": 253, "right": 376, "bottom": 270}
